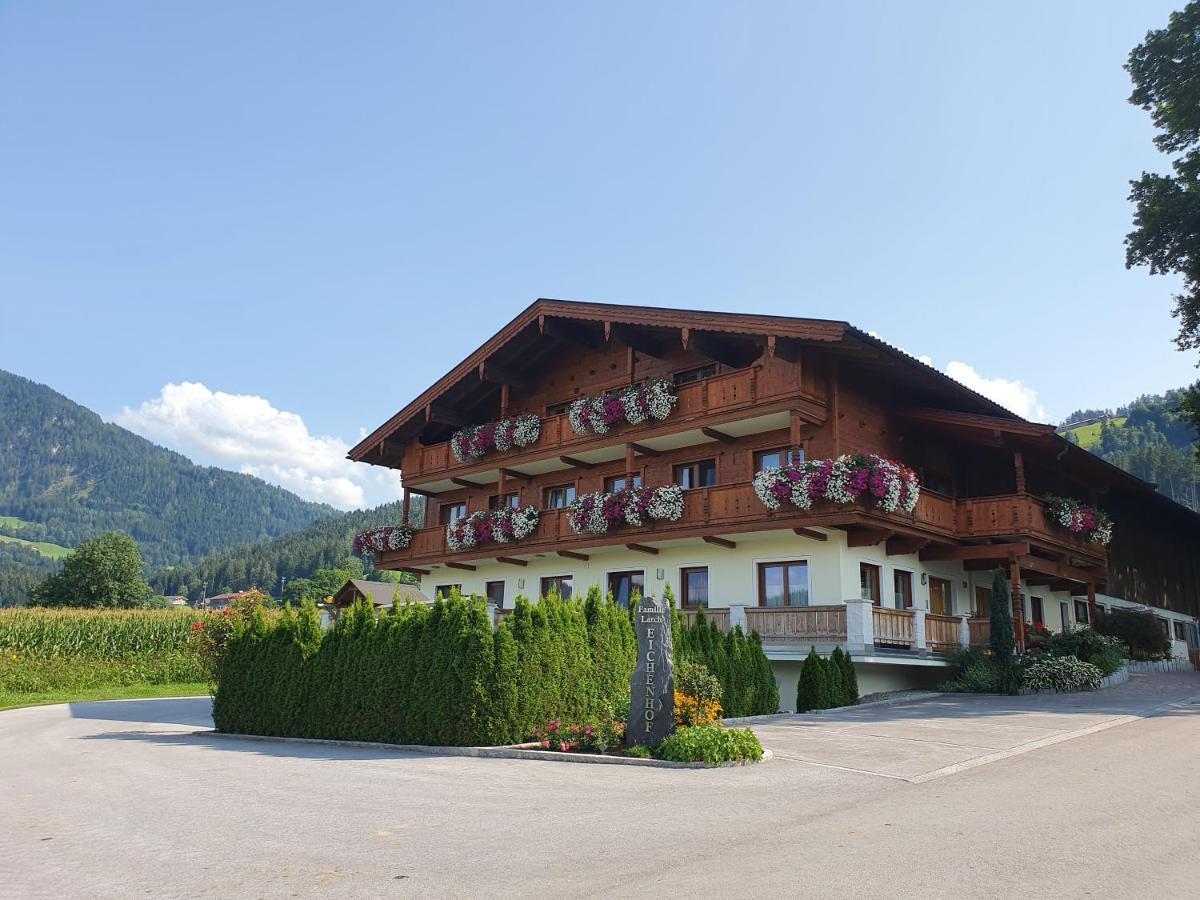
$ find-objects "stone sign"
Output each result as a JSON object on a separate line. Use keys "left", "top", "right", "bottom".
{"left": 627, "top": 595, "right": 675, "bottom": 747}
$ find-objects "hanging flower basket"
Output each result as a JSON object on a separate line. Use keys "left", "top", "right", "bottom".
{"left": 567, "top": 379, "right": 677, "bottom": 436}
{"left": 446, "top": 505, "right": 541, "bottom": 552}
{"left": 450, "top": 413, "right": 541, "bottom": 463}
{"left": 567, "top": 485, "right": 685, "bottom": 534}
{"left": 1044, "top": 496, "right": 1113, "bottom": 545}
{"left": 353, "top": 524, "right": 414, "bottom": 557}
{"left": 752, "top": 454, "right": 920, "bottom": 515}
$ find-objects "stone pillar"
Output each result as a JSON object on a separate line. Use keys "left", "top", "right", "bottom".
{"left": 912, "top": 607, "right": 927, "bottom": 657}
{"left": 959, "top": 614, "right": 971, "bottom": 649}
{"left": 845, "top": 598, "right": 874, "bottom": 656}
{"left": 728, "top": 604, "right": 748, "bottom": 634}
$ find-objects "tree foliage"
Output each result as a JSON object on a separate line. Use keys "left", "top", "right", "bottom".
{"left": 989, "top": 568, "right": 1015, "bottom": 659}
{"left": 1126, "top": 4, "right": 1200, "bottom": 445}
{"left": 29, "top": 532, "right": 153, "bottom": 608}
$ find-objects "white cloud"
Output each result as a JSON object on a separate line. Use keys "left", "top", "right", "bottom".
{"left": 113, "top": 382, "right": 403, "bottom": 510}
{"left": 943, "top": 361, "right": 1048, "bottom": 421}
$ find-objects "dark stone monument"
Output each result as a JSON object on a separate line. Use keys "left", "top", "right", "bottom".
{"left": 627, "top": 594, "right": 675, "bottom": 747}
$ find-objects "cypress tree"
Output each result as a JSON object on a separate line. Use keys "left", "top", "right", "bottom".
{"left": 796, "top": 646, "right": 832, "bottom": 712}
{"left": 989, "top": 569, "right": 1016, "bottom": 659}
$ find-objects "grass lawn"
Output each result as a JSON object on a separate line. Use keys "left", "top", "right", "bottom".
{"left": 0, "top": 682, "right": 210, "bottom": 712}
{"left": 0, "top": 516, "right": 72, "bottom": 559}
{"left": 1060, "top": 416, "right": 1128, "bottom": 449}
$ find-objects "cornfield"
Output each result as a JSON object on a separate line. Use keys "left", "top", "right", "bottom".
{"left": 0, "top": 608, "right": 203, "bottom": 658}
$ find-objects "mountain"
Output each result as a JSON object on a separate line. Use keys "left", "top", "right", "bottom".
{"left": 1059, "top": 383, "right": 1199, "bottom": 510}
{"left": 0, "top": 369, "right": 338, "bottom": 601}
{"left": 149, "top": 499, "right": 422, "bottom": 599}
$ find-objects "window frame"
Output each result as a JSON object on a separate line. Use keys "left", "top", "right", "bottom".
{"left": 543, "top": 482, "right": 577, "bottom": 509}
{"left": 545, "top": 399, "right": 573, "bottom": 417}
{"left": 488, "top": 492, "right": 520, "bottom": 511}
{"left": 756, "top": 559, "right": 811, "bottom": 609}
{"left": 606, "top": 570, "right": 645, "bottom": 608}
{"left": 603, "top": 471, "right": 644, "bottom": 493}
{"left": 893, "top": 569, "right": 914, "bottom": 610}
{"left": 1074, "top": 599, "right": 1091, "bottom": 626}
{"left": 434, "top": 584, "right": 462, "bottom": 600}
{"left": 672, "top": 363, "right": 718, "bottom": 386}
{"left": 929, "top": 576, "right": 954, "bottom": 616}
{"left": 540, "top": 574, "right": 574, "bottom": 600}
{"left": 1030, "top": 596, "right": 1045, "bottom": 627}
{"left": 679, "top": 566, "right": 710, "bottom": 609}
{"left": 860, "top": 562, "right": 882, "bottom": 606}
{"left": 485, "top": 581, "right": 505, "bottom": 607}
{"left": 673, "top": 457, "right": 717, "bottom": 490}
{"left": 438, "top": 501, "right": 468, "bottom": 526}
{"left": 1173, "top": 620, "right": 1187, "bottom": 641}
{"left": 974, "top": 585, "right": 991, "bottom": 617}
{"left": 753, "top": 445, "right": 806, "bottom": 473}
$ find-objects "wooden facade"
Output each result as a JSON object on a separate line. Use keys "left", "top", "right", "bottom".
{"left": 350, "top": 299, "right": 1200, "bottom": 622}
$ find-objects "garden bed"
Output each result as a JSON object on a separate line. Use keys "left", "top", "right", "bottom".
{"left": 1018, "top": 664, "right": 1129, "bottom": 696}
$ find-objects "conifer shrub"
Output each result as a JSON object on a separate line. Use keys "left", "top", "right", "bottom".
{"left": 829, "top": 647, "right": 859, "bottom": 706}
{"left": 672, "top": 607, "right": 779, "bottom": 717}
{"left": 796, "top": 646, "right": 839, "bottom": 712}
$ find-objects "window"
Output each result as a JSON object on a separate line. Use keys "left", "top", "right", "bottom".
{"left": 974, "top": 586, "right": 991, "bottom": 617}
{"left": 607, "top": 571, "right": 644, "bottom": 608}
{"left": 1030, "top": 596, "right": 1044, "bottom": 627}
{"left": 438, "top": 502, "right": 467, "bottom": 526}
{"left": 680, "top": 567, "right": 709, "bottom": 608}
{"left": 1074, "top": 599, "right": 1091, "bottom": 625}
{"left": 755, "top": 447, "right": 804, "bottom": 472}
{"left": 929, "top": 577, "right": 954, "bottom": 616}
{"left": 757, "top": 561, "right": 809, "bottom": 608}
{"left": 1158, "top": 617, "right": 1171, "bottom": 637}
{"left": 1060, "top": 601, "right": 1070, "bottom": 631}
{"left": 860, "top": 563, "right": 881, "bottom": 606}
{"left": 540, "top": 574, "right": 573, "bottom": 600}
{"left": 485, "top": 581, "right": 505, "bottom": 607}
{"left": 674, "top": 458, "right": 717, "bottom": 490}
{"left": 435, "top": 584, "right": 462, "bottom": 600}
{"left": 604, "top": 473, "right": 642, "bottom": 492}
{"left": 544, "top": 483, "right": 577, "bottom": 508}
{"left": 1173, "top": 620, "right": 1187, "bottom": 641}
{"left": 488, "top": 492, "right": 519, "bottom": 510}
{"left": 893, "top": 570, "right": 913, "bottom": 610}
{"left": 546, "top": 399, "right": 573, "bottom": 416}
{"left": 672, "top": 364, "right": 717, "bottom": 386}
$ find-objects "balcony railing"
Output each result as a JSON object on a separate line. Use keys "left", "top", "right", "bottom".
{"left": 745, "top": 606, "right": 846, "bottom": 641}
{"left": 683, "top": 608, "right": 731, "bottom": 631}
{"left": 386, "top": 480, "right": 958, "bottom": 566}
{"left": 968, "top": 617, "right": 991, "bottom": 647}
{"left": 405, "top": 367, "right": 813, "bottom": 482}
{"left": 925, "top": 613, "right": 962, "bottom": 651}
{"left": 872, "top": 607, "right": 915, "bottom": 648}
{"left": 957, "top": 494, "right": 1105, "bottom": 556}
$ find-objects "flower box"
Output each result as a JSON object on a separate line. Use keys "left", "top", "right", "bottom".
{"left": 353, "top": 524, "right": 414, "bottom": 557}
{"left": 567, "top": 379, "right": 677, "bottom": 436}
{"left": 567, "top": 485, "right": 685, "bottom": 534}
{"left": 446, "top": 505, "right": 540, "bottom": 552}
{"left": 752, "top": 453, "right": 920, "bottom": 515}
{"left": 450, "top": 413, "right": 541, "bottom": 463}
{"left": 1044, "top": 496, "right": 1112, "bottom": 545}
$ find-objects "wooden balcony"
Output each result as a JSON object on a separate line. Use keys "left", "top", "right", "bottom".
{"left": 968, "top": 617, "right": 991, "bottom": 647}
{"left": 872, "top": 607, "right": 915, "bottom": 648}
{"left": 382, "top": 480, "right": 959, "bottom": 568}
{"left": 745, "top": 606, "right": 846, "bottom": 641}
{"left": 683, "top": 608, "right": 731, "bottom": 631}
{"left": 403, "top": 367, "right": 825, "bottom": 485}
{"left": 925, "top": 613, "right": 962, "bottom": 652}
{"left": 957, "top": 494, "right": 1106, "bottom": 559}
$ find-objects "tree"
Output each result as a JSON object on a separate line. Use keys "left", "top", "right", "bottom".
{"left": 1126, "top": 3, "right": 1200, "bottom": 450}
{"left": 988, "top": 568, "right": 1015, "bottom": 659}
{"left": 29, "top": 532, "right": 153, "bottom": 608}
{"left": 795, "top": 647, "right": 835, "bottom": 713}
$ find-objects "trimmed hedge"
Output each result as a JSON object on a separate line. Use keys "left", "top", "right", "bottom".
{"left": 213, "top": 590, "right": 780, "bottom": 746}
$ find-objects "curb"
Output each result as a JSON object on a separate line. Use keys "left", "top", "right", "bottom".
{"left": 722, "top": 691, "right": 943, "bottom": 725}
{"left": 194, "top": 730, "right": 772, "bottom": 769}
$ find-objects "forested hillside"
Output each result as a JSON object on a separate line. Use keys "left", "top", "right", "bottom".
{"left": 1060, "top": 383, "right": 1199, "bottom": 510}
{"left": 150, "top": 498, "right": 423, "bottom": 600}
{"left": 0, "top": 370, "right": 338, "bottom": 602}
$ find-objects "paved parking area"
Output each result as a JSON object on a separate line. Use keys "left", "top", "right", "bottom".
{"left": 3, "top": 672, "right": 1199, "bottom": 898}
{"left": 750, "top": 671, "right": 1200, "bottom": 781}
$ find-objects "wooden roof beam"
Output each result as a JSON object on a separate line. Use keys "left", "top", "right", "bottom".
{"left": 495, "top": 556, "right": 528, "bottom": 567}
{"left": 498, "top": 467, "right": 532, "bottom": 483}
{"left": 920, "top": 542, "right": 1030, "bottom": 562}
{"left": 610, "top": 323, "right": 669, "bottom": 358}
{"left": 451, "top": 477, "right": 483, "bottom": 489}
{"left": 446, "top": 562, "right": 476, "bottom": 571}
{"left": 843, "top": 526, "right": 893, "bottom": 548}
{"left": 629, "top": 442, "right": 660, "bottom": 457}
{"left": 686, "top": 329, "right": 761, "bottom": 368}
{"left": 702, "top": 535, "right": 736, "bottom": 549}
{"left": 886, "top": 536, "right": 930, "bottom": 556}
{"left": 539, "top": 315, "right": 601, "bottom": 348}
{"left": 793, "top": 527, "right": 828, "bottom": 541}
{"left": 701, "top": 427, "right": 735, "bottom": 444}
{"left": 559, "top": 455, "right": 594, "bottom": 469}
{"left": 480, "top": 360, "right": 534, "bottom": 392}
{"left": 396, "top": 566, "right": 430, "bottom": 576}
{"left": 557, "top": 550, "right": 589, "bottom": 561}
{"left": 427, "top": 402, "right": 471, "bottom": 428}
{"left": 626, "top": 543, "right": 659, "bottom": 555}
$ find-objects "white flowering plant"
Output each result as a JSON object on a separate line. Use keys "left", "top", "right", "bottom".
{"left": 450, "top": 413, "right": 541, "bottom": 463}
{"left": 1044, "top": 496, "right": 1113, "bottom": 546}
{"left": 567, "top": 379, "right": 677, "bottom": 436}
{"left": 446, "top": 504, "right": 540, "bottom": 552}
{"left": 567, "top": 485, "right": 685, "bottom": 534}
{"left": 752, "top": 453, "right": 920, "bottom": 515}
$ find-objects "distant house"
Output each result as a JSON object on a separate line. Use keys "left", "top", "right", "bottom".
{"left": 332, "top": 579, "right": 432, "bottom": 611}
{"left": 202, "top": 590, "right": 259, "bottom": 611}
{"left": 162, "top": 596, "right": 189, "bottom": 607}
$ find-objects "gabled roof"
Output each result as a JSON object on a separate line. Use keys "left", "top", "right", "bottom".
{"left": 348, "top": 297, "right": 1021, "bottom": 461}
{"left": 335, "top": 579, "right": 431, "bottom": 607}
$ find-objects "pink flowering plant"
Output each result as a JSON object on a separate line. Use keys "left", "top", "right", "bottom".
{"left": 1045, "top": 496, "right": 1113, "bottom": 545}
{"left": 352, "top": 524, "right": 414, "bottom": 558}
{"left": 752, "top": 453, "right": 920, "bottom": 515}
{"left": 446, "top": 504, "right": 540, "bottom": 552}
{"left": 533, "top": 718, "right": 626, "bottom": 753}
{"left": 567, "top": 485, "right": 685, "bottom": 534}
{"left": 567, "top": 379, "right": 677, "bottom": 436}
{"left": 450, "top": 413, "right": 541, "bottom": 463}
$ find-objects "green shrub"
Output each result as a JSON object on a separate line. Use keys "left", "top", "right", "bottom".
{"left": 830, "top": 647, "right": 859, "bottom": 706}
{"left": 989, "top": 569, "right": 1015, "bottom": 658}
{"left": 939, "top": 648, "right": 1023, "bottom": 694}
{"left": 673, "top": 609, "right": 778, "bottom": 716}
{"left": 1095, "top": 609, "right": 1172, "bottom": 660}
{"left": 1041, "top": 629, "right": 1126, "bottom": 665}
{"left": 796, "top": 647, "right": 838, "bottom": 712}
{"left": 655, "top": 725, "right": 764, "bottom": 764}
{"left": 676, "top": 659, "right": 722, "bottom": 707}
{"left": 1022, "top": 656, "right": 1102, "bottom": 692}
{"left": 623, "top": 744, "right": 652, "bottom": 758}
{"left": 1090, "top": 647, "right": 1124, "bottom": 677}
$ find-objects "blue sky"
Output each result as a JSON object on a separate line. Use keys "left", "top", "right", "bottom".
{"left": 1, "top": 2, "right": 1195, "bottom": 508}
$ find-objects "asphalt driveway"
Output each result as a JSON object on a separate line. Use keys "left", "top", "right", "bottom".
{"left": 3, "top": 672, "right": 1199, "bottom": 899}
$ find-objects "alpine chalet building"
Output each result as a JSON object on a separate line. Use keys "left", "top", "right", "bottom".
{"left": 349, "top": 300, "right": 1200, "bottom": 699}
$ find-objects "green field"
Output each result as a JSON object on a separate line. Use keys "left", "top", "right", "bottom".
{"left": 0, "top": 516, "right": 72, "bottom": 559}
{"left": 1060, "top": 416, "right": 1127, "bottom": 449}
